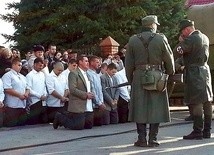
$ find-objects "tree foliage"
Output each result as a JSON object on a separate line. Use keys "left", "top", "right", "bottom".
{"left": 1, "top": 0, "right": 186, "bottom": 53}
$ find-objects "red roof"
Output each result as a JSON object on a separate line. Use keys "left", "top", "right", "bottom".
{"left": 185, "top": 0, "right": 214, "bottom": 7}
{"left": 99, "top": 36, "right": 119, "bottom": 46}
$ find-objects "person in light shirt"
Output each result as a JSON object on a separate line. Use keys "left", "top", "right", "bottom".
{"left": 61, "top": 59, "right": 77, "bottom": 82}
{"left": 115, "top": 68, "right": 130, "bottom": 123}
{"left": 2, "top": 58, "right": 30, "bottom": 127}
{"left": 87, "top": 55, "right": 106, "bottom": 126}
{"left": 0, "top": 78, "right": 5, "bottom": 127}
{"left": 46, "top": 62, "right": 69, "bottom": 123}
{"left": 61, "top": 58, "right": 77, "bottom": 110}
{"left": 53, "top": 55, "right": 95, "bottom": 130}
{"left": 26, "top": 57, "right": 48, "bottom": 125}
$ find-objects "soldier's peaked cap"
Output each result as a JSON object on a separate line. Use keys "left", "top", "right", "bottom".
{"left": 142, "top": 15, "right": 160, "bottom": 26}
{"left": 179, "top": 19, "right": 194, "bottom": 31}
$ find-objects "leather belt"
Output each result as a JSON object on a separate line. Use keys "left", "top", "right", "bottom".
{"left": 135, "top": 64, "right": 162, "bottom": 70}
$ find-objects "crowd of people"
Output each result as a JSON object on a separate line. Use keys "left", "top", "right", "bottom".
{"left": 0, "top": 14, "right": 213, "bottom": 148}
{"left": 0, "top": 44, "right": 130, "bottom": 130}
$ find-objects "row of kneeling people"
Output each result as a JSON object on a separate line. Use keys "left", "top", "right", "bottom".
{"left": 0, "top": 55, "right": 130, "bottom": 129}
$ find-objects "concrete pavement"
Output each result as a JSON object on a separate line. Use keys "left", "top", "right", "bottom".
{"left": 0, "top": 106, "right": 213, "bottom": 155}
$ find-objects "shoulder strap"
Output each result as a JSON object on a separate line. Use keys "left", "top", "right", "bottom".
{"left": 137, "top": 33, "right": 156, "bottom": 63}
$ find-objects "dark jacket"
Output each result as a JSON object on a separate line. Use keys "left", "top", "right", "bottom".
{"left": 176, "top": 30, "right": 213, "bottom": 105}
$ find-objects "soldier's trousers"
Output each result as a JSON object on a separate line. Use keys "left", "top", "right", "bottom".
{"left": 189, "top": 102, "right": 212, "bottom": 133}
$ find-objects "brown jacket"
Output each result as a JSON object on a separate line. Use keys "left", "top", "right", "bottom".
{"left": 67, "top": 68, "right": 92, "bottom": 113}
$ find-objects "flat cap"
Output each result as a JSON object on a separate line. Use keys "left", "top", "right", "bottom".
{"left": 33, "top": 45, "right": 45, "bottom": 52}
{"left": 179, "top": 19, "right": 194, "bottom": 31}
{"left": 142, "top": 15, "right": 160, "bottom": 26}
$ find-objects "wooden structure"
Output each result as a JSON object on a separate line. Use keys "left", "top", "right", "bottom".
{"left": 99, "top": 36, "right": 120, "bottom": 57}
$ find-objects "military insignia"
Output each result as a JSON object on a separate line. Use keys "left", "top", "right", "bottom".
{"left": 176, "top": 46, "right": 183, "bottom": 54}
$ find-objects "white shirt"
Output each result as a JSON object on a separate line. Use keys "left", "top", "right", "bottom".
{"left": 0, "top": 79, "right": 5, "bottom": 103}
{"left": 115, "top": 68, "right": 130, "bottom": 102}
{"left": 2, "top": 69, "right": 28, "bottom": 108}
{"left": 26, "top": 69, "right": 47, "bottom": 106}
{"left": 46, "top": 71, "right": 68, "bottom": 107}
{"left": 61, "top": 68, "right": 70, "bottom": 84}
{"left": 79, "top": 68, "right": 93, "bottom": 112}
{"left": 41, "top": 66, "right": 50, "bottom": 76}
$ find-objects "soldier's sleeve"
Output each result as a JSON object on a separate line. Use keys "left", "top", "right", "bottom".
{"left": 125, "top": 36, "right": 135, "bottom": 83}
{"left": 175, "top": 37, "right": 193, "bottom": 55}
{"left": 161, "top": 34, "right": 175, "bottom": 75}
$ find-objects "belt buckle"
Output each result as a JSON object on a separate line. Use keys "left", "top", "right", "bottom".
{"left": 145, "top": 64, "right": 150, "bottom": 70}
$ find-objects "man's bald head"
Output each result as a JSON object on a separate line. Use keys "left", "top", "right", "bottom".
{"left": 53, "top": 62, "right": 64, "bottom": 76}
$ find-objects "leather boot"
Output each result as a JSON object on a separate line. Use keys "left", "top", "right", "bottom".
{"left": 53, "top": 112, "right": 61, "bottom": 129}
{"left": 148, "top": 123, "right": 160, "bottom": 147}
{"left": 53, "top": 112, "right": 66, "bottom": 129}
{"left": 134, "top": 123, "right": 147, "bottom": 147}
{"left": 203, "top": 115, "right": 212, "bottom": 138}
{"left": 183, "top": 116, "right": 203, "bottom": 140}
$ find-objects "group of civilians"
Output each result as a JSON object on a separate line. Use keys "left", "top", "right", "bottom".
{"left": 0, "top": 45, "right": 130, "bottom": 129}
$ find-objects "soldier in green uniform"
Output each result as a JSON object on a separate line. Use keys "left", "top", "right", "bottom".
{"left": 176, "top": 19, "right": 213, "bottom": 140}
{"left": 125, "top": 15, "right": 175, "bottom": 147}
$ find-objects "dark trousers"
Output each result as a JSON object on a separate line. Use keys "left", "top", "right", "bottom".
{"left": 117, "top": 96, "right": 129, "bottom": 123}
{"left": 136, "top": 123, "right": 159, "bottom": 142}
{"left": 57, "top": 111, "right": 94, "bottom": 130}
{"left": 103, "top": 109, "right": 118, "bottom": 125}
{"left": 93, "top": 108, "right": 104, "bottom": 126}
{"left": 27, "top": 101, "right": 48, "bottom": 125}
{"left": 47, "top": 106, "right": 65, "bottom": 123}
{"left": 189, "top": 102, "right": 212, "bottom": 133}
{"left": 3, "top": 107, "right": 27, "bottom": 127}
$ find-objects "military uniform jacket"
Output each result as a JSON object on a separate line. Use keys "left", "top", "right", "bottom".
{"left": 176, "top": 30, "right": 213, "bottom": 105}
{"left": 125, "top": 28, "right": 175, "bottom": 123}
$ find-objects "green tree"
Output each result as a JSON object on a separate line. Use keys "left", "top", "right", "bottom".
{"left": 1, "top": 0, "right": 186, "bottom": 53}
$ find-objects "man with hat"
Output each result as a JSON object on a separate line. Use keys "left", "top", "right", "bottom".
{"left": 125, "top": 15, "right": 175, "bottom": 147}
{"left": 176, "top": 19, "right": 213, "bottom": 140}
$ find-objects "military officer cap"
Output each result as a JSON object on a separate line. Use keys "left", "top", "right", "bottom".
{"left": 142, "top": 15, "right": 160, "bottom": 26}
{"left": 179, "top": 19, "right": 194, "bottom": 31}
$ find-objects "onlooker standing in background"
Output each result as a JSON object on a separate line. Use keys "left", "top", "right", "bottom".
{"left": 0, "top": 48, "right": 13, "bottom": 77}
{"left": 0, "top": 78, "right": 4, "bottom": 127}
{"left": 46, "top": 44, "right": 57, "bottom": 72}
{"left": 26, "top": 58, "right": 48, "bottom": 125}
{"left": 2, "top": 58, "right": 30, "bottom": 127}
{"left": 67, "top": 49, "right": 77, "bottom": 60}
{"left": 27, "top": 45, "right": 45, "bottom": 72}
{"left": 46, "top": 62, "right": 69, "bottom": 123}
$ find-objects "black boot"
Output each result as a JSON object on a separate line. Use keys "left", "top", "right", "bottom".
{"left": 148, "top": 123, "right": 160, "bottom": 147}
{"left": 134, "top": 123, "right": 147, "bottom": 147}
{"left": 183, "top": 116, "right": 203, "bottom": 140}
{"left": 53, "top": 112, "right": 62, "bottom": 129}
{"left": 203, "top": 115, "right": 212, "bottom": 138}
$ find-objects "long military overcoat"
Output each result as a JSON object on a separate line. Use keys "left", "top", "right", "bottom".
{"left": 176, "top": 30, "right": 213, "bottom": 105}
{"left": 125, "top": 29, "right": 175, "bottom": 123}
